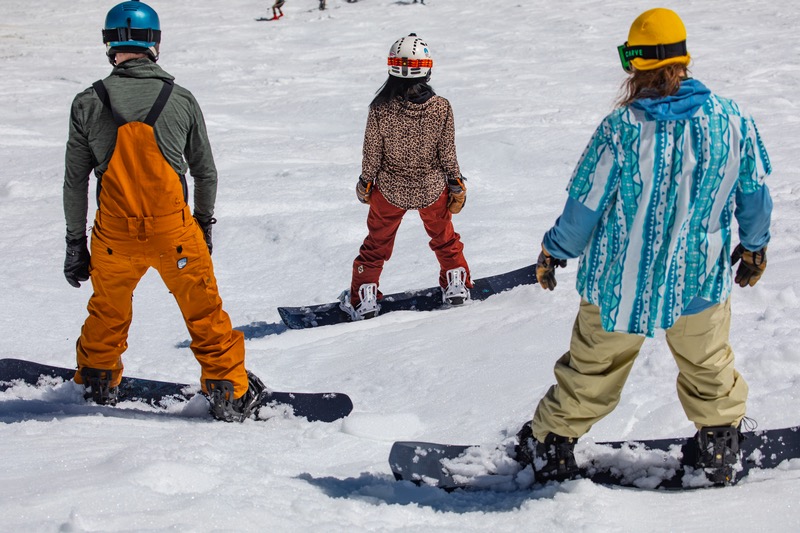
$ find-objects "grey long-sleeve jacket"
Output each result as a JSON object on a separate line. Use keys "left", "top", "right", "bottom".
{"left": 63, "top": 58, "right": 218, "bottom": 240}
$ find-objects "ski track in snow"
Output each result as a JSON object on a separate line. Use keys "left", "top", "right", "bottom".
{"left": 2, "top": 0, "right": 800, "bottom": 531}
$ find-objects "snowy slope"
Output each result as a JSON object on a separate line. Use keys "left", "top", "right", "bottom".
{"left": 1, "top": 0, "right": 799, "bottom": 531}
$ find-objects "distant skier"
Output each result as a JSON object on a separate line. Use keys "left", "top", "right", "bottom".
{"left": 62, "top": 0, "right": 266, "bottom": 422}
{"left": 270, "top": 0, "right": 286, "bottom": 19}
{"left": 516, "top": 8, "right": 772, "bottom": 486}
{"left": 340, "top": 33, "right": 472, "bottom": 321}
{"left": 413, "top": 0, "right": 426, "bottom": 4}
{"left": 319, "top": 0, "right": 326, "bottom": 10}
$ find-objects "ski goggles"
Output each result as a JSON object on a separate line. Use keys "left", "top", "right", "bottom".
{"left": 387, "top": 57, "right": 433, "bottom": 69}
{"left": 617, "top": 40, "right": 687, "bottom": 72}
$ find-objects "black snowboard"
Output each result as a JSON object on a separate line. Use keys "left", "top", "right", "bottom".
{"left": 278, "top": 264, "right": 537, "bottom": 329}
{"left": 389, "top": 425, "right": 800, "bottom": 491}
{"left": 0, "top": 358, "right": 352, "bottom": 423}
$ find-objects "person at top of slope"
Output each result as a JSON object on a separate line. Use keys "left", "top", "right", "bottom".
{"left": 270, "top": 0, "right": 286, "bottom": 20}
{"left": 516, "top": 8, "right": 773, "bottom": 487}
{"left": 340, "top": 33, "right": 472, "bottom": 321}
{"left": 62, "top": 0, "right": 266, "bottom": 422}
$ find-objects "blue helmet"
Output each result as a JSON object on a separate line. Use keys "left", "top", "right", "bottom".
{"left": 102, "top": 1, "right": 161, "bottom": 62}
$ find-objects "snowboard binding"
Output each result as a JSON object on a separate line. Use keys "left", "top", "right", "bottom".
{"left": 80, "top": 367, "right": 119, "bottom": 406}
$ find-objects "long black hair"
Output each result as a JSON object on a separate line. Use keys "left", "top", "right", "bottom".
{"left": 370, "top": 75, "right": 435, "bottom": 108}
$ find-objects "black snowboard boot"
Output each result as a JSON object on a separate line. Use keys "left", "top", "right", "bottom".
{"left": 693, "top": 425, "right": 742, "bottom": 486}
{"left": 80, "top": 367, "right": 119, "bottom": 406}
{"left": 515, "top": 423, "right": 581, "bottom": 483}
{"left": 515, "top": 423, "right": 536, "bottom": 467}
{"left": 206, "top": 371, "right": 267, "bottom": 422}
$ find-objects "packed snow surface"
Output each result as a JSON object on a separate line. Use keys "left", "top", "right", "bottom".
{"left": 1, "top": 0, "right": 800, "bottom": 531}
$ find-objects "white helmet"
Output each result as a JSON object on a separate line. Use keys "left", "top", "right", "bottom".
{"left": 387, "top": 33, "right": 433, "bottom": 79}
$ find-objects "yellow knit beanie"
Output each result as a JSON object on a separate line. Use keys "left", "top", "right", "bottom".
{"left": 626, "top": 8, "right": 690, "bottom": 70}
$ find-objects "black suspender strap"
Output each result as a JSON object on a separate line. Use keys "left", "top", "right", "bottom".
{"left": 143, "top": 79, "right": 174, "bottom": 126}
{"left": 92, "top": 80, "right": 127, "bottom": 127}
{"left": 92, "top": 79, "right": 174, "bottom": 127}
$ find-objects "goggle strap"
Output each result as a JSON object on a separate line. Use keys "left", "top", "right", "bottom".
{"left": 387, "top": 57, "right": 433, "bottom": 69}
{"left": 102, "top": 28, "right": 161, "bottom": 44}
{"left": 621, "top": 40, "right": 687, "bottom": 62}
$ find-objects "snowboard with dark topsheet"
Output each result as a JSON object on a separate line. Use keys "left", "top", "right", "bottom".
{"left": 389, "top": 425, "right": 800, "bottom": 491}
{"left": 278, "top": 264, "right": 537, "bottom": 329}
{"left": 0, "top": 358, "right": 352, "bottom": 423}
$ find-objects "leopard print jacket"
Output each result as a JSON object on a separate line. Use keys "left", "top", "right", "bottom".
{"left": 361, "top": 95, "right": 461, "bottom": 210}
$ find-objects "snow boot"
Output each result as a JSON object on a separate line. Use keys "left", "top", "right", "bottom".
{"left": 516, "top": 423, "right": 581, "bottom": 483}
{"left": 80, "top": 367, "right": 119, "bottom": 406}
{"left": 339, "top": 283, "right": 380, "bottom": 321}
{"left": 442, "top": 267, "right": 470, "bottom": 306}
{"left": 693, "top": 425, "right": 743, "bottom": 486}
{"left": 206, "top": 371, "right": 267, "bottom": 422}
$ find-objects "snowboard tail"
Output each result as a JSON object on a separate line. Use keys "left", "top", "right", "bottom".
{"left": 389, "top": 425, "right": 800, "bottom": 491}
{"left": 0, "top": 358, "right": 352, "bottom": 423}
{"left": 278, "top": 264, "right": 537, "bottom": 329}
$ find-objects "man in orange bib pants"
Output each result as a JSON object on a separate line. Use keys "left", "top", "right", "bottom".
{"left": 62, "top": 0, "right": 264, "bottom": 422}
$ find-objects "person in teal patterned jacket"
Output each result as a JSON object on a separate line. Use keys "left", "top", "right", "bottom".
{"left": 516, "top": 8, "right": 772, "bottom": 487}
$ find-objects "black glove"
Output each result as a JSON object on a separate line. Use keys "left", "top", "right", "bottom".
{"left": 195, "top": 217, "right": 216, "bottom": 255}
{"left": 730, "top": 243, "right": 767, "bottom": 287}
{"left": 64, "top": 236, "right": 90, "bottom": 288}
{"left": 356, "top": 176, "right": 373, "bottom": 204}
{"left": 536, "top": 245, "right": 567, "bottom": 291}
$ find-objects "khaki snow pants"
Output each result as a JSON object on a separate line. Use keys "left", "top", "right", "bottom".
{"left": 73, "top": 207, "right": 249, "bottom": 397}
{"left": 531, "top": 299, "right": 748, "bottom": 441}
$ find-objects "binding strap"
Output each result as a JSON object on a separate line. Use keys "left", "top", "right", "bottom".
{"left": 92, "top": 79, "right": 174, "bottom": 127}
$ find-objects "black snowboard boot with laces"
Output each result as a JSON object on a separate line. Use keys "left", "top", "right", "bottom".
{"left": 206, "top": 371, "right": 267, "bottom": 422}
{"left": 692, "top": 425, "right": 743, "bottom": 486}
{"left": 515, "top": 423, "right": 581, "bottom": 483}
{"left": 80, "top": 367, "right": 119, "bottom": 406}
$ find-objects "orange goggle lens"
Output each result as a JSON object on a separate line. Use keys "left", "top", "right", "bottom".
{"left": 387, "top": 57, "right": 433, "bottom": 69}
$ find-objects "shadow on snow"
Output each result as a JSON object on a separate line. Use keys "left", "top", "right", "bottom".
{"left": 0, "top": 398, "right": 209, "bottom": 424}
{"left": 297, "top": 472, "right": 557, "bottom": 513}
{"left": 175, "top": 320, "right": 289, "bottom": 347}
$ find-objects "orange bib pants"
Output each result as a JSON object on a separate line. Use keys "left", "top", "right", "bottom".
{"left": 74, "top": 80, "right": 248, "bottom": 397}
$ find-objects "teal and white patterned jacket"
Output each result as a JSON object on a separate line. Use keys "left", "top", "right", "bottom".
{"left": 543, "top": 79, "right": 772, "bottom": 336}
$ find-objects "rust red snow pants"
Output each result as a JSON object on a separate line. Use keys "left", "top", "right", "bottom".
{"left": 350, "top": 187, "right": 471, "bottom": 303}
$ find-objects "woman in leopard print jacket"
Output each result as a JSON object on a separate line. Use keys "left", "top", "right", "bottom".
{"left": 340, "top": 34, "right": 472, "bottom": 321}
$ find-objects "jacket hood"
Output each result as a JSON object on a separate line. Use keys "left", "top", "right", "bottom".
{"left": 111, "top": 58, "right": 175, "bottom": 81}
{"left": 631, "top": 79, "right": 711, "bottom": 120}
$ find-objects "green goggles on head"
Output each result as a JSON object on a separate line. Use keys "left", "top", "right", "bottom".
{"left": 617, "top": 40, "right": 688, "bottom": 72}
